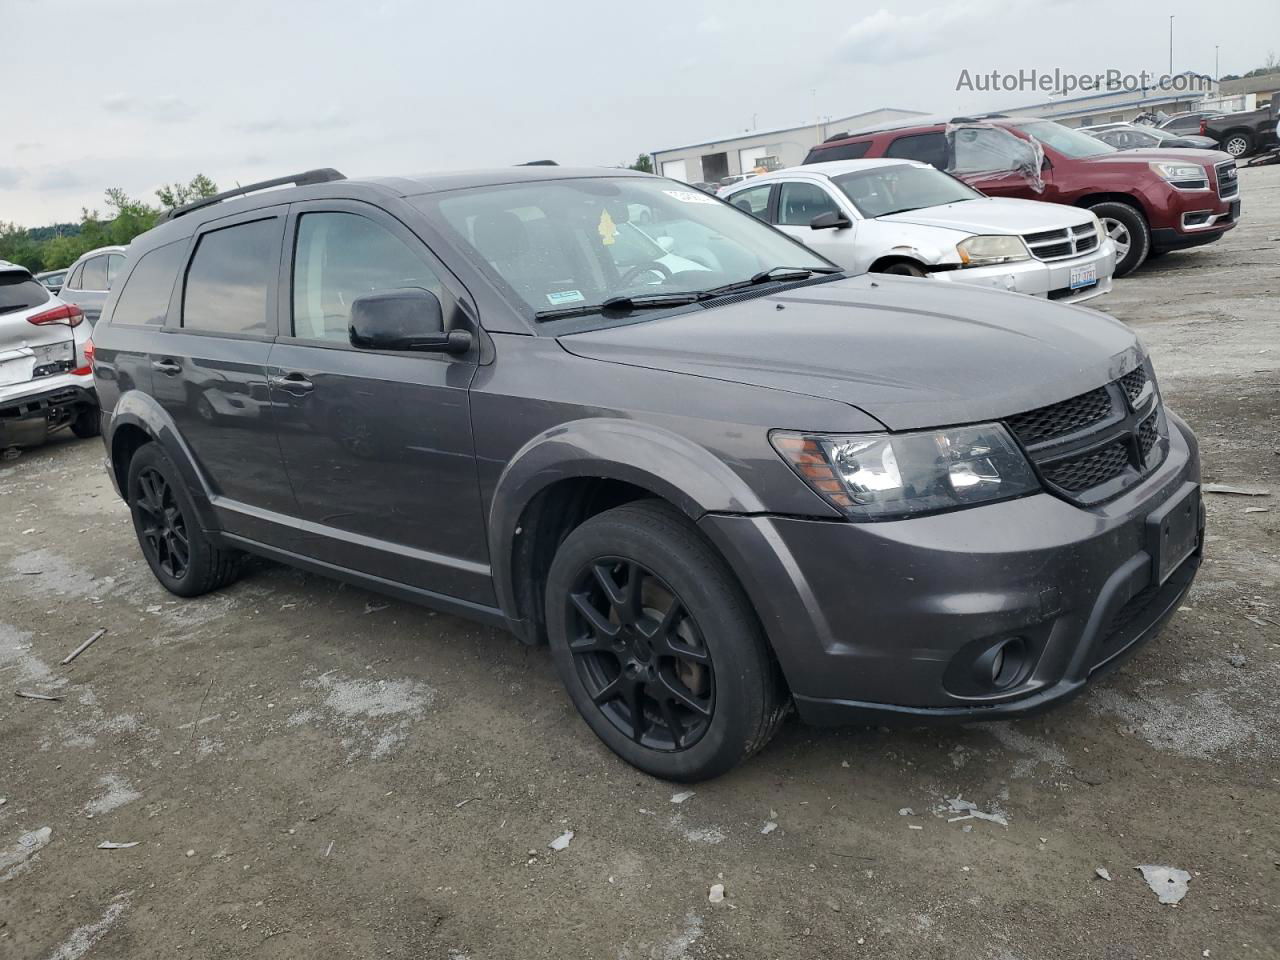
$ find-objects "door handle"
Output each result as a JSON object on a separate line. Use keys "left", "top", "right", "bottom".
{"left": 151, "top": 358, "right": 182, "bottom": 375}
{"left": 268, "top": 372, "right": 315, "bottom": 395}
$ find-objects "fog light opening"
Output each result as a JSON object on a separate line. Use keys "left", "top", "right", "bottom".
{"left": 973, "top": 637, "right": 1027, "bottom": 692}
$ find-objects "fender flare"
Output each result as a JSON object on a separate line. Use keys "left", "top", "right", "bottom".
{"left": 487, "top": 418, "right": 768, "bottom": 623}
{"left": 106, "top": 391, "right": 219, "bottom": 532}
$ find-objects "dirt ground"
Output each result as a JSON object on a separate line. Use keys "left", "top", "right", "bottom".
{"left": 2, "top": 167, "right": 1278, "bottom": 960}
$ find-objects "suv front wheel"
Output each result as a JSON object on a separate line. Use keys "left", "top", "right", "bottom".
{"left": 1090, "top": 201, "right": 1150, "bottom": 277}
{"left": 545, "top": 501, "right": 787, "bottom": 781}
{"left": 127, "top": 443, "right": 242, "bottom": 597}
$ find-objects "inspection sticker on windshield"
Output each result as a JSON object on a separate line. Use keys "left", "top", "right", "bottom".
{"left": 663, "top": 189, "right": 716, "bottom": 204}
{"left": 546, "top": 289, "right": 585, "bottom": 305}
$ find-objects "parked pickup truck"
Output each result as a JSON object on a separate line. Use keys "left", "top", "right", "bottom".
{"left": 1202, "top": 101, "right": 1280, "bottom": 159}
{"left": 806, "top": 116, "right": 1241, "bottom": 277}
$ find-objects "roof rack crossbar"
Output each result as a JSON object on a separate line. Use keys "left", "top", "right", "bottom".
{"left": 157, "top": 168, "right": 347, "bottom": 222}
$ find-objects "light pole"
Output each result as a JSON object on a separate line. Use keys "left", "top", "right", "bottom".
{"left": 1215, "top": 45, "right": 1219, "bottom": 81}
{"left": 1168, "top": 15, "right": 1174, "bottom": 75}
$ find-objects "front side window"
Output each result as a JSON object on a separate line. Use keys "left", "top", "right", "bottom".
{"left": 834, "top": 164, "right": 981, "bottom": 218}
{"left": 292, "top": 212, "right": 441, "bottom": 342}
{"left": 182, "top": 218, "right": 278, "bottom": 335}
{"left": 110, "top": 242, "right": 185, "bottom": 326}
{"left": 81, "top": 256, "right": 108, "bottom": 291}
{"left": 776, "top": 181, "right": 841, "bottom": 226}
{"left": 421, "top": 177, "right": 830, "bottom": 325}
{"left": 727, "top": 183, "right": 771, "bottom": 219}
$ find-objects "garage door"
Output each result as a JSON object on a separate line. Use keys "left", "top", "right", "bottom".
{"left": 660, "top": 159, "right": 688, "bottom": 183}
{"left": 738, "top": 147, "right": 769, "bottom": 175}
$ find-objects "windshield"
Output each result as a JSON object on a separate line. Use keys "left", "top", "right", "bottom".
{"left": 420, "top": 177, "right": 832, "bottom": 318}
{"left": 835, "top": 164, "right": 981, "bottom": 217}
{"left": 1011, "top": 121, "right": 1116, "bottom": 158}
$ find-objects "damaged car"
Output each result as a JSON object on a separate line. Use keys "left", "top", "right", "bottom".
{"left": 721, "top": 159, "right": 1115, "bottom": 303}
{"left": 92, "top": 167, "right": 1204, "bottom": 781}
{"left": 1, "top": 259, "right": 99, "bottom": 449}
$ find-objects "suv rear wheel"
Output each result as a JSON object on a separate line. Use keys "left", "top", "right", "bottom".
{"left": 545, "top": 501, "right": 786, "bottom": 781}
{"left": 1090, "top": 201, "right": 1150, "bottom": 277}
{"left": 127, "top": 443, "right": 242, "bottom": 597}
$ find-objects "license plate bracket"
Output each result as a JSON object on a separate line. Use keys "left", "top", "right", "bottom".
{"left": 1069, "top": 263, "right": 1097, "bottom": 290}
{"left": 1146, "top": 482, "right": 1200, "bottom": 586}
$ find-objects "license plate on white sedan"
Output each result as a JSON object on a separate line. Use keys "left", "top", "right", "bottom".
{"left": 1069, "top": 264, "right": 1097, "bottom": 290}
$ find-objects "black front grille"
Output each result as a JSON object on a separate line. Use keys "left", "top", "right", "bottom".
{"left": 1216, "top": 161, "right": 1239, "bottom": 199}
{"left": 1119, "top": 367, "right": 1149, "bottom": 405}
{"left": 1075, "top": 233, "right": 1099, "bottom": 253}
{"left": 1006, "top": 387, "right": 1112, "bottom": 445}
{"left": 1041, "top": 441, "right": 1130, "bottom": 492}
{"left": 1137, "top": 413, "right": 1158, "bottom": 461}
{"left": 1035, "top": 241, "right": 1073, "bottom": 258}
{"left": 1024, "top": 228, "right": 1063, "bottom": 244}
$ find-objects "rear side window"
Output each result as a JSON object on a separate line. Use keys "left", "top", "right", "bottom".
{"left": 81, "top": 256, "right": 108, "bottom": 291}
{"left": 0, "top": 272, "right": 51, "bottom": 313}
{"left": 292, "top": 212, "right": 441, "bottom": 342}
{"left": 109, "top": 242, "right": 186, "bottom": 326}
{"left": 67, "top": 262, "right": 84, "bottom": 289}
{"left": 806, "top": 141, "right": 871, "bottom": 163}
{"left": 885, "top": 133, "right": 948, "bottom": 168}
{"left": 727, "top": 184, "right": 771, "bottom": 220}
{"left": 183, "top": 219, "right": 279, "bottom": 336}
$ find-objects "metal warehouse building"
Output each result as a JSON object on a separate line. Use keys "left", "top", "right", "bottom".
{"left": 651, "top": 107, "right": 925, "bottom": 186}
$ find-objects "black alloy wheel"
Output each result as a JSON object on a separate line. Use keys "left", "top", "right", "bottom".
{"left": 133, "top": 466, "right": 190, "bottom": 580}
{"left": 566, "top": 557, "right": 714, "bottom": 751}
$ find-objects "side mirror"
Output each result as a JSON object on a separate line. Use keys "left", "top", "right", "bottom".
{"left": 348, "top": 288, "right": 471, "bottom": 355}
{"left": 810, "top": 211, "right": 852, "bottom": 230}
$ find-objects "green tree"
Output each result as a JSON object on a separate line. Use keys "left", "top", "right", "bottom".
{"left": 628, "top": 154, "right": 653, "bottom": 173}
{"left": 155, "top": 174, "right": 218, "bottom": 210}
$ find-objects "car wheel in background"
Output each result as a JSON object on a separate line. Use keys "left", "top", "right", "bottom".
{"left": 70, "top": 406, "right": 101, "bottom": 438}
{"left": 127, "top": 443, "right": 242, "bottom": 597}
{"left": 875, "top": 261, "right": 927, "bottom": 278}
{"left": 1222, "top": 132, "right": 1253, "bottom": 158}
{"left": 1090, "top": 201, "right": 1150, "bottom": 277}
{"left": 545, "top": 501, "right": 787, "bottom": 781}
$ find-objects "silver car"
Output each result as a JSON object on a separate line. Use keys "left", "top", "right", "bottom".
{"left": 0, "top": 259, "right": 98, "bottom": 447}
{"left": 722, "top": 159, "right": 1117, "bottom": 304}
{"left": 57, "top": 244, "right": 128, "bottom": 325}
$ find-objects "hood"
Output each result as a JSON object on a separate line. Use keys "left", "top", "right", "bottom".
{"left": 879, "top": 196, "right": 1090, "bottom": 235}
{"left": 557, "top": 275, "right": 1142, "bottom": 431}
{"left": 1077, "top": 147, "right": 1234, "bottom": 167}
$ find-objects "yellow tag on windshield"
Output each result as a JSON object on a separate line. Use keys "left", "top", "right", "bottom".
{"left": 597, "top": 208, "right": 618, "bottom": 246}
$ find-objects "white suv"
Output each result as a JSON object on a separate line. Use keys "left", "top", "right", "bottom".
{"left": 0, "top": 259, "right": 99, "bottom": 449}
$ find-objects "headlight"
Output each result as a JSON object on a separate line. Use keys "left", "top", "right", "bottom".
{"left": 956, "top": 235, "right": 1030, "bottom": 267}
{"left": 1149, "top": 161, "right": 1208, "bottom": 188}
{"left": 772, "top": 424, "right": 1040, "bottom": 521}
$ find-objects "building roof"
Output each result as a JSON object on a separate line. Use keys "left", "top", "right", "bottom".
{"left": 651, "top": 108, "right": 926, "bottom": 156}
{"left": 1220, "top": 73, "right": 1280, "bottom": 97}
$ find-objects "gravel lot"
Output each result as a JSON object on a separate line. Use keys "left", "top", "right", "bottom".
{"left": 2, "top": 165, "right": 1278, "bottom": 960}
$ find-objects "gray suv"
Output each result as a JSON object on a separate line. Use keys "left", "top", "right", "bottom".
{"left": 91, "top": 167, "right": 1204, "bottom": 781}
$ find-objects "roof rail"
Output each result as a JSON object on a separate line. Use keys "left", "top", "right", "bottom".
{"left": 516, "top": 160, "right": 558, "bottom": 166}
{"left": 157, "top": 168, "right": 347, "bottom": 222}
{"left": 951, "top": 112, "right": 1010, "bottom": 123}
{"left": 822, "top": 131, "right": 851, "bottom": 143}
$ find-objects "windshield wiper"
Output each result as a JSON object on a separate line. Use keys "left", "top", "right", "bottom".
{"left": 534, "top": 292, "right": 703, "bottom": 322}
{"left": 696, "top": 265, "right": 842, "bottom": 301}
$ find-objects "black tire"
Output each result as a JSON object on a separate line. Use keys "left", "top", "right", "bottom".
{"left": 545, "top": 501, "right": 787, "bottom": 781}
{"left": 70, "top": 406, "right": 100, "bottom": 439}
{"left": 1221, "top": 131, "right": 1253, "bottom": 159}
{"left": 876, "top": 261, "right": 927, "bottom": 278}
{"left": 1090, "top": 201, "right": 1150, "bottom": 277}
{"left": 127, "top": 443, "right": 242, "bottom": 597}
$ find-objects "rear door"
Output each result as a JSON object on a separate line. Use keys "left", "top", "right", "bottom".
{"left": 153, "top": 207, "right": 297, "bottom": 538}
{"left": 267, "top": 201, "right": 490, "bottom": 603}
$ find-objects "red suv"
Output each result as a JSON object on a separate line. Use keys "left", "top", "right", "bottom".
{"left": 805, "top": 116, "right": 1240, "bottom": 276}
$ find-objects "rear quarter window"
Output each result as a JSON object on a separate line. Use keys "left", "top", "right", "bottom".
{"left": 0, "top": 272, "right": 51, "bottom": 313}
{"left": 108, "top": 241, "right": 186, "bottom": 326}
{"left": 182, "top": 218, "right": 280, "bottom": 336}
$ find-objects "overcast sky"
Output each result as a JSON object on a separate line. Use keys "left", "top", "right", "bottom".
{"left": 3, "top": 0, "right": 1276, "bottom": 225}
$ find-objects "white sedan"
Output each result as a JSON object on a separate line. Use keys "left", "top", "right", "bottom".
{"left": 720, "top": 159, "right": 1116, "bottom": 304}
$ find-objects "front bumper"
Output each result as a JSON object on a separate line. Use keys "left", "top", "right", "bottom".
{"left": 698, "top": 412, "right": 1203, "bottom": 724}
{"left": 1149, "top": 179, "right": 1239, "bottom": 249}
{"left": 932, "top": 239, "right": 1116, "bottom": 304}
{"left": 0, "top": 376, "right": 98, "bottom": 447}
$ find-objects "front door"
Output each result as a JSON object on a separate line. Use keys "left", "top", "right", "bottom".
{"left": 770, "top": 180, "right": 861, "bottom": 271}
{"left": 267, "top": 202, "right": 490, "bottom": 605}
{"left": 153, "top": 208, "right": 297, "bottom": 538}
